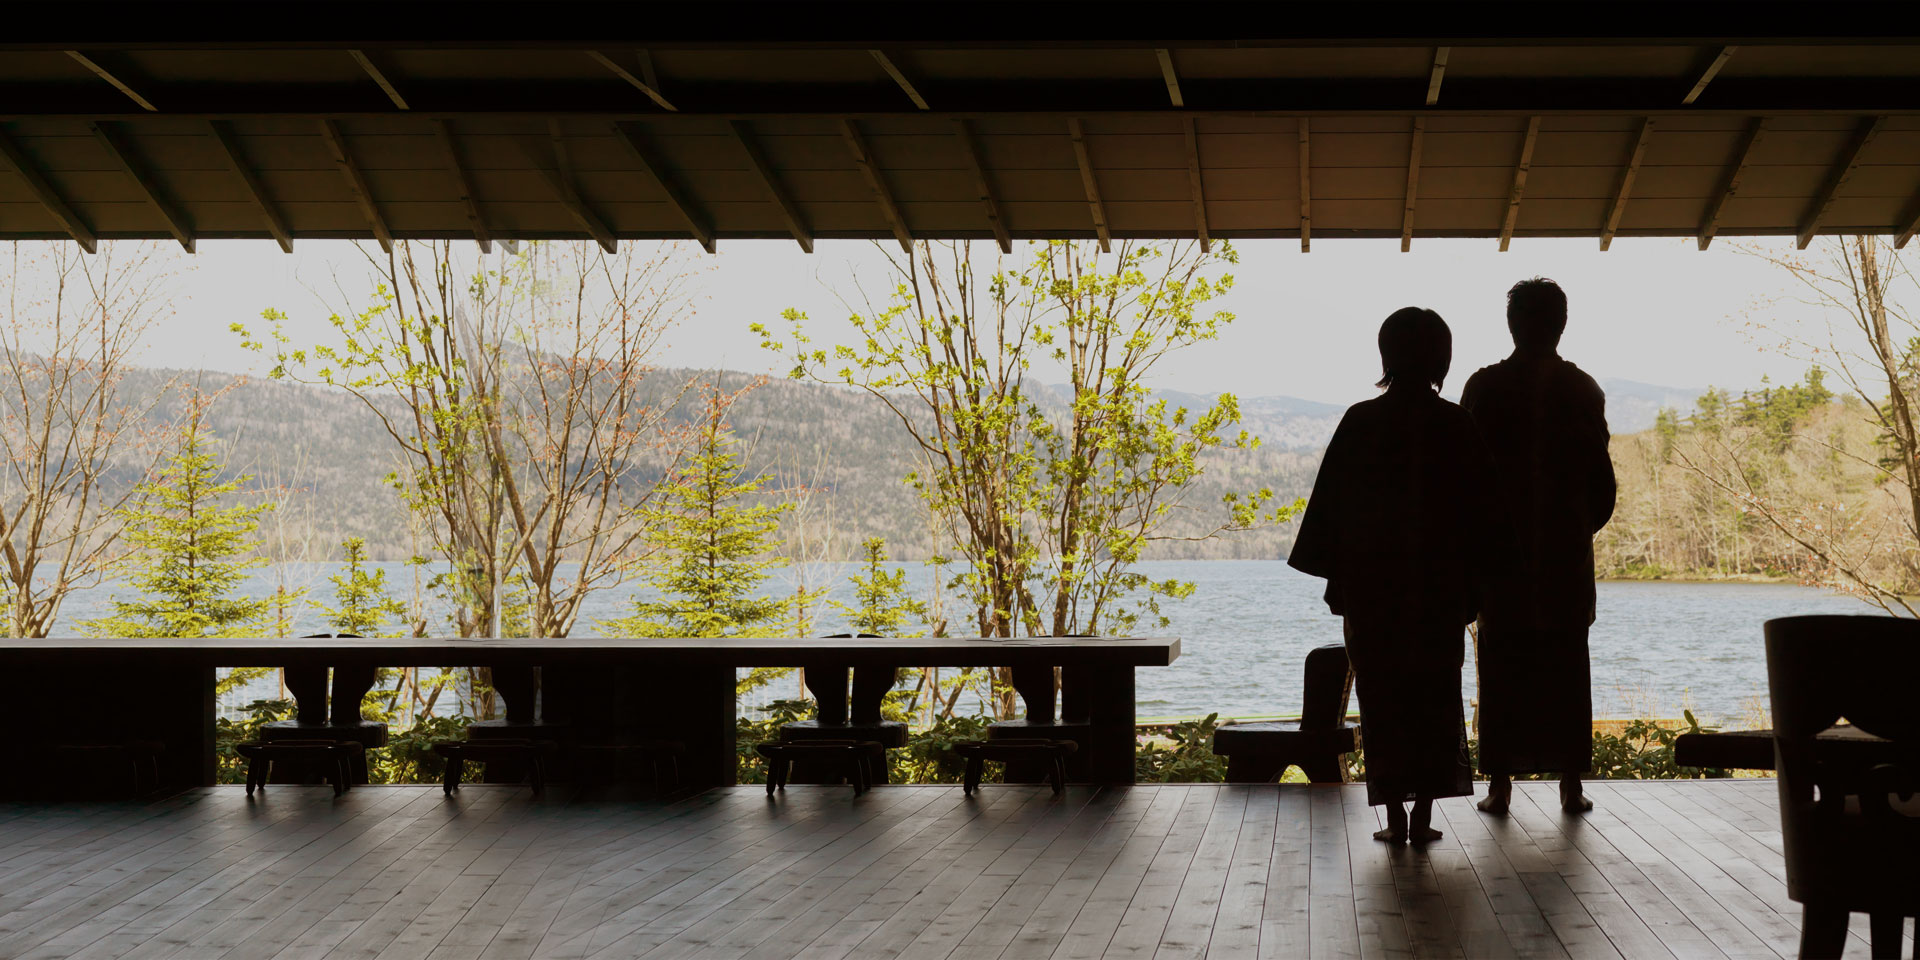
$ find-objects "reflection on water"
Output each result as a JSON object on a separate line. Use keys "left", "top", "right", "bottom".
{"left": 46, "top": 560, "right": 1868, "bottom": 724}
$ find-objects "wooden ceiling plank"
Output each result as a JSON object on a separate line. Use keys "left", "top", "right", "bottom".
{"left": 839, "top": 119, "right": 912, "bottom": 253}
{"left": 1401, "top": 117, "right": 1424, "bottom": 252}
{"left": 1599, "top": 117, "right": 1656, "bottom": 251}
{"left": 869, "top": 50, "right": 930, "bottom": 111}
{"left": 531, "top": 119, "right": 616, "bottom": 254}
{"left": 206, "top": 120, "right": 291, "bottom": 253}
{"left": 618, "top": 121, "right": 715, "bottom": 252}
{"left": 63, "top": 50, "right": 156, "bottom": 112}
{"left": 1682, "top": 46, "right": 1738, "bottom": 105}
{"left": 318, "top": 119, "right": 393, "bottom": 253}
{"left": 953, "top": 119, "right": 1010, "bottom": 254}
{"left": 1498, "top": 115, "right": 1542, "bottom": 252}
{"left": 431, "top": 119, "right": 490, "bottom": 253}
{"left": 1698, "top": 117, "right": 1768, "bottom": 251}
{"left": 90, "top": 120, "right": 194, "bottom": 252}
{"left": 1298, "top": 117, "right": 1311, "bottom": 252}
{"left": 724, "top": 119, "right": 802, "bottom": 253}
{"left": 347, "top": 50, "right": 409, "bottom": 110}
{"left": 1066, "top": 118, "right": 1110, "bottom": 253}
{"left": 1156, "top": 49, "right": 1184, "bottom": 108}
{"left": 1182, "top": 116, "right": 1209, "bottom": 253}
{"left": 1796, "top": 115, "right": 1884, "bottom": 250}
{"left": 0, "top": 126, "right": 97, "bottom": 253}
{"left": 586, "top": 50, "right": 676, "bottom": 111}
{"left": 1425, "top": 47, "right": 1449, "bottom": 107}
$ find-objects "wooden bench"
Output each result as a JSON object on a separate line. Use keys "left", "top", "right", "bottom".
{"left": 235, "top": 739, "right": 363, "bottom": 797}
{"left": 756, "top": 740, "right": 887, "bottom": 795}
{"left": 953, "top": 738, "right": 1078, "bottom": 795}
{"left": 1674, "top": 724, "right": 1884, "bottom": 772}
{"left": 433, "top": 738, "right": 560, "bottom": 797}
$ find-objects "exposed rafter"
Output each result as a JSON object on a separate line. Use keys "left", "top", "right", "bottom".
{"left": 1156, "top": 48, "right": 1184, "bottom": 108}
{"left": 1297, "top": 117, "right": 1311, "bottom": 252}
{"left": 1898, "top": 202, "right": 1920, "bottom": 250}
{"left": 1066, "top": 118, "right": 1110, "bottom": 253}
{"left": 90, "top": 121, "right": 193, "bottom": 252}
{"left": 0, "top": 126, "right": 97, "bottom": 252}
{"left": 1796, "top": 115, "right": 1884, "bottom": 250}
{"left": 1402, "top": 117, "right": 1424, "bottom": 252}
{"left": 724, "top": 119, "right": 804, "bottom": 253}
{"left": 207, "top": 120, "right": 291, "bottom": 252}
{"left": 318, "top": 120, "right": 392, "bottom": 252}
{"left": 1182, "top": 116, "right": 1208, "bottom": 252}
{"left": 1698, "top": 117, "right": 1768, "bottom": 251}
{"left": 953, "top": 119, "right": 1009, "bottom": 253}
{"left": 839, "top": 119, "right": 912, "bottom": 252}
{"left": 586, "top": 50, "right": 675, "bottom": 111}
{"left": 348, "top": 50, "right": 409, "bottom": 110}
{"left": 1599, "top": 118, "right": 1656, "bottom": 251}
{"left": 1498, "top": 116, "right": 1542, "bottom": 252}
{"left": 618, "top": 121, "right": 715, "bottom": 252}
{"left": 869, "top": 50, "right": 929, "bottom": 110}
{"left": 64, "top": 50, "right": 156, "bottom": 111}
{"left": 1683, "top": 46, "right": 1737, "bottom": 105}
{"left": 1425, "top": 47, "right": 1449, "bottom": 106}
{"left": 431, "top": 120, "right": 490, "bottom": 253}
{"left": 522, "top": 120, "right": 616, "bottom": 253}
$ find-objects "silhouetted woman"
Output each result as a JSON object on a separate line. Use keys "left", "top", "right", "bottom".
{"left": 1288, "top": 307, "right": 1503, "bottom": 844}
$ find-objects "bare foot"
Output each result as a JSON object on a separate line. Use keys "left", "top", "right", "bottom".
{"left": 1410, "top": 826, "right": 1444, "bottom": 845}
{"left": 1477, "top": 777, "right": 1511, "bottom": 816}
{"left": 1374, "top": 827, "right": 1408, "bottom": 844}
{"left": 1561, "top": 778, "right": 1592, "bottom": 813}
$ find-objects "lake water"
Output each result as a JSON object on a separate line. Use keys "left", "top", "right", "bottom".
{"left": 43, "top": 560, "right": 1867, "bottom": 725}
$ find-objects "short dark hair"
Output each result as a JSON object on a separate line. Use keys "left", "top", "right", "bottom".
{"left": 1506, "top": 277, "right": 1567, "bottom": 349}
{"left": 1376, "top": 306, "right": 1451, "bottom": 392}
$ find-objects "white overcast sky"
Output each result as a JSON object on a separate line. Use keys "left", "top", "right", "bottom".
{"left": 138, "top": 235, "right": 1824, "bottom": 407}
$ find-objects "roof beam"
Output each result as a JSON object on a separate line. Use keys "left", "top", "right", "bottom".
{"left": 869, "top": 50, "right": 929, "bottom": 111}
{"left": 1796, "top": 115, "right": 1883, "bottom": 250}
{"left": 89, "top": 120, "right": 193, "bottom": 252}
{"left": 1498, "top": 115, "right": 1542, "bottom": 252}
{"left": 1297, "top": 117, "right": 1311, "bottom": 252}
{"left": 1682, "top": 46, "right": 1737, "bottom": 105}
{"left": 347, "top": 49, "right": 409, "bottom": 110}
{"left": 1182, "top": 116, "right": 1209, "bottom": 252}
{"left": 206, "top": 120, "right": 291, "bottom": 252}
{"left": 838, "top": 119, "right": 912, "bottom": 253}
{"left": 586, "top": 50, "right": 675, "bottom": 111}
{"left": 431, "top": 119, "right": 490, "bottom": 253}
{"left": 1698, "top": 117, "right": 1768, "bottom": 251}
{"left": 953, "top": 119, "right": 1009, "bottom": 254}
{"left": 1599, "top": 117, "right": 1656, "bottom": 251}
{"left": 0, "top": 126, "right": 97, "bottom": 253}
{"left": 523, "top": 120, "right": 616, "bottom": 254}
{"left": 317, "top": 119, "right": 392, "bottom": 253}
{"left": 1156, "top": 49, "right": 1184, "bottom": 108}
{"left": 63, "top": 50, "right": 156, "bottom": 112}
{"left": 617, "top": 122, "right": 716, "bottom": 252}
{"left": 723, "top": 119, "right": 802, "bottom": 253}
{"left": 1401, "top": 117, "right": 1423, "bottom": 252}
{"left": 1897, "top": 203, "right": 1920, "bottom": 250}
{"left": 1066, "top": 118, "right": 1110, "bottom": 253}
{"left": 1425, "top": 46, "right": 1449, "bottom": 106}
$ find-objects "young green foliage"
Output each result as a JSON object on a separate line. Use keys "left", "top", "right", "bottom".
{"left": 830, "top": 537, "right": 925, "bottom": 637}
{"left": 313, "top": 537, "right": 406, "bottom": 637}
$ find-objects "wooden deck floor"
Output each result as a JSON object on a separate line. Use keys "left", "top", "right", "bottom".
{"left": 0, "top": 780, "right": 1888, "bottom": 959}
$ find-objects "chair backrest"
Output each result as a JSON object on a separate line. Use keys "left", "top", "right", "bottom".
{"left": 1299, "top": 644, "right": 1354, "bottom": 732}
{"left": 1766, "top": 615, "right": 1920, "bottom": 905}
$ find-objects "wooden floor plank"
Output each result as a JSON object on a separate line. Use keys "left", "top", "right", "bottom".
{"left": 1258, "top": 785, "right": 1312, "bottom": 960}
{"left": 1204, "top": 786, "right": 1275, "bottom": 959}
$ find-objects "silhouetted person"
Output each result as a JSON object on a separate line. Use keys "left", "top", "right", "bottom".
{"left": 1461, "top": 278, "right": 1616, "bottom": 815}
{"left": 1289, "top": 307, "right": 1502, "bottom": 845}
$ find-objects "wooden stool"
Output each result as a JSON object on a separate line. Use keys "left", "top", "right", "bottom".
{"left": 778, "top": 720, "right": 906, "bottom": 786}
{"left": 433, "top": 738, "right": 559, "bottom": 797}
{"left": 953, "top": 738, "right": 1078, "bottom": 795}
{"left": 570, "top": 740, "right": 687, "bottom": 795}
{"left": 1212, "top": 644, "right": 1357, "bottom": 783}
{"left": 755, "top": 740, "right": 886, "bottom": 795}
{"left": 259, "top": 719, "right": 388, "bottom": 785}
{"left": 235, "top": 740, "right": 363, "bottom": 797}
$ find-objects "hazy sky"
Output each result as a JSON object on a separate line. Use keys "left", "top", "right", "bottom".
{"left": 144, "top": 234, "right": 1824, "bottom": 407}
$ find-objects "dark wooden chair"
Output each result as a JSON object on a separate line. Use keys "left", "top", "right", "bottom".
{"left": 985, "top": 635, "right": 1098, "bottom": 784}
{"left": 1767, "top": 614, "right": 1920, "bottom": 959}
{"left": 432, "top": 738, "right": 560, "bottom": 797}
{"left": 783, "top": 634, "right": 906, "bottom": 785}
{"left": 756, "top": 740, "right": 887, "bottom": 795}
{"left": 264, "top": 634, "right": 388, "bottom": 785}
{"left": 953, "top": 738, "right": 1078, "bottom": 795}
{"left": 1211, "top": 644, "right": 1357, "bottom": 783}
{"left": 235, "top": 739, "right": 363, "bottom": 797}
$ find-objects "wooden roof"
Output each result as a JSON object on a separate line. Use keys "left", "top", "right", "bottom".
{"left": 4, "top": 3, "right": 1919, "bottom": 253}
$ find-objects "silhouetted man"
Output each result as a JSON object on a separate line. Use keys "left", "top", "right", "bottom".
{"left": 1461, "top": 278, "right": 1615, "bottom": 815}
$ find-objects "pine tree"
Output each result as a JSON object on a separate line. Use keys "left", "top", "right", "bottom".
{"left": 830, "top": 537, "right": 925, "bottom": 637}
{"left": 314, "top": 537, "right": 406, "bottom": 636}
{"left": 82, "top": 407, "right": 273, "bottom": 639}
{"left": 600, "top": 394, "right": 810, "bottom": 639}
